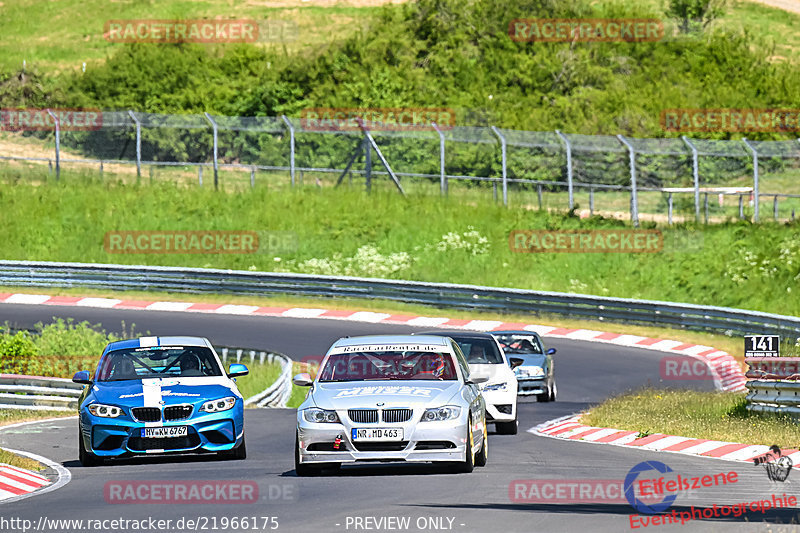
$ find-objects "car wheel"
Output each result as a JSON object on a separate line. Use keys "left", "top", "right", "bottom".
{"left": 474, "top": 419, "right": 488, "bottom": 467}
{"left": 549, "top": 379, "right": 557, "bottom": 402}
{"left": 294, "top": 434, "right": 321, "bottom": 477}
{"left": 78, "top": 428, "right": 102, "bottom": 467}
{"left": 537, "top": 380, "right": 553, "bottom": 403}
{"left": 222, "top": 435, "right": 247, "bottom": 460}
{"left": 457, "top": 417, "right": 475, "bottom": 473}
{"left": 495, "top": 413, "right": 518, "bottom": 435}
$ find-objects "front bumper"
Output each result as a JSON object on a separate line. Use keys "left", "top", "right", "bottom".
{"left": 80, "top": 409, "right": 244, "bottom": 457}
{"left": 481, "top": 389, "right": 516, "bottom": 423}
{"left": 517, "top": 377, "right": 548, "bottom": 396}
{"left": 297, "top": 415, "right": 468, "bottom": 465}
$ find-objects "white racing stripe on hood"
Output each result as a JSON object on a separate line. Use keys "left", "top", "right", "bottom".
{"left": 141, "top": 379, "right": 163, "bottom": 428}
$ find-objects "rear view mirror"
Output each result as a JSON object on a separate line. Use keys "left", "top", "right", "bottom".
{"left": 546, "top": 348, "right": 556, "bottom": 355}
{"left": 292, "top": 373, "right": 313, "bottom": 387}
{"left": 228, "top": 363, "right": 249, "bottom": 378}
{"left": 72, "top": 370, "right": 92, "bottom": 385}
{"left": 509, "top": 357, "right": 524, "bottom": 369}
{"left": 468, "top": 373, "right": 490, "bottom": 385}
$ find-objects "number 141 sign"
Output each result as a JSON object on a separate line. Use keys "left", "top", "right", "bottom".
{"left": 745, "top": 335, "right": 780, "bottom": 357}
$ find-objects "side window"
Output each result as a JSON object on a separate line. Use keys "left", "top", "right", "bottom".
{"left": 450, "top": 340, "right": 471, "bottom": 381}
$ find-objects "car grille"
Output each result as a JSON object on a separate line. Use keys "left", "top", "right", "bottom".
{"left": 348, "top": 409, "right": 378, "bottom": 424}
{"left": 352, "top": 441, "right": 409, "bottom": 452}
{"left": 164, "top": 405, "right": 193, "bottom": 421}
{"left": 382, "top": 409, "right": 412, "bottom": 423}
{"left": 127, "top": 434, "right": 200, "bottom": 452}
{"left": 131, "top": 407, "right": 161, "bottom": 422}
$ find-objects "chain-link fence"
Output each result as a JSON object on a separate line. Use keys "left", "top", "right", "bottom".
{"left": 2, "top": 109, "right": 800, "bottom": 225}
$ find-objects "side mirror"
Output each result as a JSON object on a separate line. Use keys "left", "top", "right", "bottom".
{"left": 546, "top": 348, "right": 556, "bottom": 355}
{"left": 509, "top": 357, "right": 524, "bottom": 369}
{"left": 468, "top": 373, "right": 490, "bottom": 385}
{"left": 72, "top": 370, "right": 92, "bottom": 385}
{"left": 292, "top": 373, "right": 313, "bottom": 387}
{"left": 228, "top": 363, "right": 249, "bottom": 378}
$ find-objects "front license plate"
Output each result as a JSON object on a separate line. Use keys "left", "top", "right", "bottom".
{"left": 140, "top": 426, "right": 188, "bottom": 438}
{"left": 351, "top": 428, "right": 403, "bottom": 441}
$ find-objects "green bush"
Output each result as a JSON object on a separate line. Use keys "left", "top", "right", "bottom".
{"left": 33, "top": 318, "right": 120, "bottom": 357}
{"left": 0, "top": 328, "right": 38, "bottom": 374}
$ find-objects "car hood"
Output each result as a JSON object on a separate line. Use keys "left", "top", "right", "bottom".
{"left": 310, "top": 381, "right": 461, "bottom": 409}
{"left": 91, "top": 377, "right": 239, "bottom": 407}
{"left": 509, "top": 353, "right": 547, "bottom": 368}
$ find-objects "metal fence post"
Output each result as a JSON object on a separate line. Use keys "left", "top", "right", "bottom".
{"left": 681, "top": 136, "right": 701, "bottom": 222}
{"left": 203, "top": 113, "right": 219, "bottom": 190}
{"left": 281, "top": 115, "right": 296, "bottom": 187}
{"left": 555, "top": 130, "right": 573, "bottom": 210}
{"left": 432, "top": 122, "right": 447, "bottom": 196}
{"left": 46, "top": 109, "right": 60, "bottom": 181}
{"left": 128, "top": 110, "right": 141, "bottom": 181}
{"left": 490, "top": 126, "right": 508, "bottom": 206}
{"left": 742, "top": 138, "right": 759, "bottom": 222}
{"left": 617, "top": 135, "right": 639, "bottom": 227}
{"left": 364, "top": 135, "right": 372, "bottom": 193}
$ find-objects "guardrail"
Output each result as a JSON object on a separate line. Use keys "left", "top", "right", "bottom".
{"left": 745, "top": 357, "right": 800, "bottom": 417}
{"left": 1, "top": 260, "right": 799, "bottom": 339}
{"left": 0, "top": 374, "right": 82, "bottom": 411}
{"left": 0, "top": 345, "right": 294, "bottom": 411}
{"left": 218, "top": 347, "right": 293, "bottom": 408}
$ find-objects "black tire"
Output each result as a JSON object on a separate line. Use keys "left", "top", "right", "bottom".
{"left": 495, "top": 413, "right": 518, "bottom": 435}
{"left": 294, "top": 434, "right": 321, "bottom": 477}
{"left": 222, "top": 435, "right": 247, "bottom": 460}
{"left": 549, "top": 379, "right": 557, "bottom": 402}
{"left": 457, "top": 418, "right": 475, "bottom": 473}
{"left": 474, "top": 419, "right": 488, "bottom": 467}
{"left": 537, "top": 379, "right": 553, "bottom": 402}
{"left": 78, "top": 428, "right": 102, "bottom": 467}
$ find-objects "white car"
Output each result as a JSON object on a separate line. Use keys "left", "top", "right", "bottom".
{"left": 415, "top": 331, "right": 519, "bottom": 434}
{"left": 292, "top": 335, "right": 489, "bottom": 475}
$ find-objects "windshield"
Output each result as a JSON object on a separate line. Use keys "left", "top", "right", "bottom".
{"left": 96, "top": 346, "right": 223, "bottom": 381}
{"left": 318, "top": 351, "right": 457, "bottom": 382}
{"left": 451, "top": 338, "right": 505, "bottom": 364}
{"left": 494, "top": 334, "right": 544, "bottom": 354}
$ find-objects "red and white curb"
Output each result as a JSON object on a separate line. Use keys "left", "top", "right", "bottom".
{"left": 0, "top": 463, "right": 50, "bottom": 500}
{"left": 533, "top": 414, "right": 800, "bottom": 469}
{"left": 0, "top": 417, "right": 74, "bottom": 503}
{"left": 0, "top": 292, "right": 745, "bottom": 391}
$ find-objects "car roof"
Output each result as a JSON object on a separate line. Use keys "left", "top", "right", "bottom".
{"left": 103, "top": 336, "right": 212, "bottom": 354}
{"left": 331, "top": 334, "right": 450, "bottom": 348}
{"left": 416, "top": 330, "right": 499, "bottom": 340}
{"left": 492, "top": 330, "right": 542, "bottom": 337}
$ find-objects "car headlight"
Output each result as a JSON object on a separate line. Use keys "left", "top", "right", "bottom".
{"left": 482, "top": 382, "right": 508, "bottom": 391}
{"left": 516, "top": 366, "right": 545, "bottom": 378}
{"left": 200, "top": 397, "right": 237, "bottom": 413}
{"left": 88, "top": 403, "right": 122, "bottom": 418}
{"left": 421, "top": 406, "right": 461, "bottom": 422}
{"left": 302, "top": 408, "right": 340, "bottom": 423}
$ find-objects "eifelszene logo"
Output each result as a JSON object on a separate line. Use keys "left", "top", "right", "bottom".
{"left": 753, "top": 445, "right": 793, "bottom": 482}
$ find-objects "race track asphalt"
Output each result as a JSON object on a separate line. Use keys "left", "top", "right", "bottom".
{"left": 0, "top": 303, "right": 795, "bottom": 533}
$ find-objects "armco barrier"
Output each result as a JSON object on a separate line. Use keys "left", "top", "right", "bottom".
{"left": 0, "top": 374, "right": 83, "bottom": 411}
{"left": 1, "top": 260, "right": 799, "bottom": 339}
{"left": 0, "top": 345, "right": 293, "bottom": 411}
{"left": 745, "top": 357, "right": 800, "bottom": 418}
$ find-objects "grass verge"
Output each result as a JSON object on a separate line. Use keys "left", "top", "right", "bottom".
{"left": 581, "top": 389, "right": 800, "bottom": 449}
{"left": 0, "top": 409, "right": 74, "bottom": 471}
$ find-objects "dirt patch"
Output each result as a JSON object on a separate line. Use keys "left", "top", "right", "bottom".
{"left": 746, "top": 0, "right": 800, "bottom": 15}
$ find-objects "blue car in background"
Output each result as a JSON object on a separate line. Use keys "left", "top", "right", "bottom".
{"left": 73, "top": 336, "right": 248, "bottom": 466}
{"left": 492, "top": 331, "right": 557, "bottom": 402}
